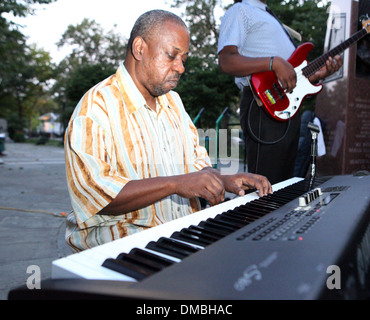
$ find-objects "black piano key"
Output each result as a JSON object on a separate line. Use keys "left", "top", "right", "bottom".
{"left": 274, "top": 190, "right": 302, "bottom": 199}
{"left": 171, "top": 230, "right": 212, "bottom": 247}
{"left": 226, "top": 208, "right": 260, "bottom": 220}
{"left": 198, "top": 220, "right": 234, "bottom": 236}
{"left": 248, "top": 200, "right": 280, "bottom": 211}
{"left": 146, "top": 237, "right": 200, "bottom": 259}
{"left": 177, "top": 227, "right": 219, "bottom": 243}
{"left": 116, "top": 251, "right": 169, "bottom": 271}
{"left": 128, "top": 248, "right": 175, "bottom": 268}
{"left": 204, "top": 217, "right": 240, "bottom": 231}
{"left": 214, "top": 214, "right": 249, "bottom": 228}
{"left": 102, "top": 257, "right": 155, "bottom": 281}
{"left": 283, "top": 184, "right": 312, "bottom": 194}
{"left": 252, "top": 198, "right": 281, "bottom": 209}
{"left": 238, "top": 204, "right": 271, "bottom": 216}
{"left": 188, "top": 225, "right": 225, "bottom": 240}
{"left": 145, "top": 241, "right": 186, "bottom": 259}
{"left": 231, "top": 207, "right": 263, "bottom": 220}
{"left": 246, "top": 200, "right": 276, "bottom": 210}
{"left": 263, "top": 194, "right": 291, "bottom": 204}
{"left": 222, "top": 211, "right": 255, "bottom": 224}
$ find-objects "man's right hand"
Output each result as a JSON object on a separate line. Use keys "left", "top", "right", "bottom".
{"left": 271, "top": 56, "right": 297, "bottom": 93}
{"left": 173, "top": 168, "right": 226, "bottom": 206}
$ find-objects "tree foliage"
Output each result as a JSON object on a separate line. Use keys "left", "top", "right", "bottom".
{"left": 0, "top": 0, "right": 56, "bottom": 138}
{"left": 176, "top": 56, "right": 239, "bottom": 126}
{"left": 1, "top": 0, "right": 333, "bottom": 138}
{"left": 52, "top": 19, "right": 126, "bottom": 130}
{"left": 170, "top": 0, "right": 239, "bottom": 128}
{"left": 268, "top": 0, "right": 330, "bottom": 59}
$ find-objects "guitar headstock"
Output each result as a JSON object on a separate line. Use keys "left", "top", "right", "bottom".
{"left": 360, "top": 14, "right": 370, "bottom": 33}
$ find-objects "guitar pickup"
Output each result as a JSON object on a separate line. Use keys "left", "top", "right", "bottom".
{"left": 264, "top": 90, "right": 276, "bottom": 105}
{"left": 273, "top": 83, "right": 285, "bottom": 100}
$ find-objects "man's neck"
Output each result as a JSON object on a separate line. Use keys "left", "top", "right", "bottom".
{"left": 124, "top": 58, "right": 157, "bottom": 111}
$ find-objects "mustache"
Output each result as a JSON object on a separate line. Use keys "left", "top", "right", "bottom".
{"left": 167, "top": 72, "right": 181, "bottom": 81}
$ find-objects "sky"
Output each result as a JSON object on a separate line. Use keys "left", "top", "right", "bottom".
{"left": 7, "top": 0, "right": 232, "bottom": 64}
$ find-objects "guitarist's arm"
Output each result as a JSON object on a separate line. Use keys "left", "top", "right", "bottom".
{"left": 218, "top": 45, "right": 342, "bottom": 91}
{"left": 218, "top": 45, "right": 297, "bottom": 92}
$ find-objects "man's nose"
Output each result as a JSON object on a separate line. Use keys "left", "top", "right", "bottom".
{"left": 173, "top": 56, "right": 185, "bottom": 74}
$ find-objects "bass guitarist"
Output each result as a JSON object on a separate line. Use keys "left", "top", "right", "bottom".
{"left": 218, "top": 0, "right": 342, "bottom": 184}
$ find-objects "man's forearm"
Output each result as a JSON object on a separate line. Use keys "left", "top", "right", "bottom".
{"left": 218, "top": 46, "right": 271, "bottom": 77}
{"left": 98, "top": 176, "right": 176, "bottom": 216}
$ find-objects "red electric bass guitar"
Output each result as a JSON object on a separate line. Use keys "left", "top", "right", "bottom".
{"left": 250, "top": 16, "right": 370, "bottom": 122}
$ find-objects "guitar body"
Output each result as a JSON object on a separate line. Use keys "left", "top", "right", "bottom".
{"left": 251, "top": 43, "right": 323, "bottom": 122}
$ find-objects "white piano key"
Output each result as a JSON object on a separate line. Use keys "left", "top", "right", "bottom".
{"left": 52, "top": 256, "right": 136, "bottom": 281}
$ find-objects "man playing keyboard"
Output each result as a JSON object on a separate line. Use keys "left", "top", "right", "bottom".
{"left": 64, "top": 10, "right": 272, "bottom": 252}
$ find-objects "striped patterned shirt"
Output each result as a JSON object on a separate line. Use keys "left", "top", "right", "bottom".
{"left": 64, "top": 62, "right": 211, "bottom": 252}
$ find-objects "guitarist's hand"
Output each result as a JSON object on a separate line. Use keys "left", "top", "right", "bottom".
{"left": 272, "top": 56, "right": 297, "bottom": 93}
{"left": 309, "top": 55, "right": 343, "bottom": 83}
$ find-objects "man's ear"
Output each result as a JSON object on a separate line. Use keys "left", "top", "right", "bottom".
{"left": 131, "top": 36, "right": 146, "bottom": 61}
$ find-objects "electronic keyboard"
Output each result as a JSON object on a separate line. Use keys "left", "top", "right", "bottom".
{"left": 8, "top": 174, "right": 370, "bottom": 300}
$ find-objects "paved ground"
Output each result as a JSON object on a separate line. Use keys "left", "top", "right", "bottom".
{"left": 0, "top": 140, "right": 247, "bottom": 300}
{"left": 0, "top": 141, "right": 73, "bottom": 300}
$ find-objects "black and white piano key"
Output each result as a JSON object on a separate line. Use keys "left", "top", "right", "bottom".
{"left": 53, "top": 177, "right": 305, "bottom": 281}
{"left": 103, "top": 180, "right": 315, "bottom": 279}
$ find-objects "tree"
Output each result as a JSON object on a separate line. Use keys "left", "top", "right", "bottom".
{"left": 56, "top": 19, "right": 127, "bottom": 67}
{"left": 52, "top": 19, "right": 127, "bottom": 130}
{"left": 0, "top": 0, "right": 56, "bottom": 140}
{"left": 268, "top": 0, "right": 330, "bottom": 59}
{"left": 171, "top": 0, "right": 222, "bottom": 62}
{"left": 170, "top": 0, "right": 239, "bottom": 128}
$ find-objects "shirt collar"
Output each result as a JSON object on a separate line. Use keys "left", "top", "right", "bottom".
{"left": 116, "top": 62, "right": 171, "bottom": 114}
{"left": 243, "top": 0, "right": 267, "bottom": 10}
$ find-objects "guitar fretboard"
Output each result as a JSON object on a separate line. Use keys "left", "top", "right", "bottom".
{"left": 302, "top": 27, "right": 368, "bottom": 78}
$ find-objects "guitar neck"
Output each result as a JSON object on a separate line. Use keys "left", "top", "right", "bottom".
{"left": 302, "top": 28, "right": 368, "bottom": 78}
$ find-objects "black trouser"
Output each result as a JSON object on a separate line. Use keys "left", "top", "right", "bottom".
{"left": 239, "top": 87, "right": 300, "bottom": 185}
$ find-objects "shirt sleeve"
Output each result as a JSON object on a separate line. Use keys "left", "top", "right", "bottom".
{"left": 65, "top": 109, "right": 129, "bottom": 228}
{"left": 217, "top": 4, "right": 249, "bottom": 54}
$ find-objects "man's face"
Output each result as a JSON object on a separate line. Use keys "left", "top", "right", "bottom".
{"left": 139, "top": 21, "right": 189, "bottom": 97}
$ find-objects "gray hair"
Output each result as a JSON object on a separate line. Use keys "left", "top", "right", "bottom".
{"left": 126, "top": 10, "right": 188, "bottom": 55}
